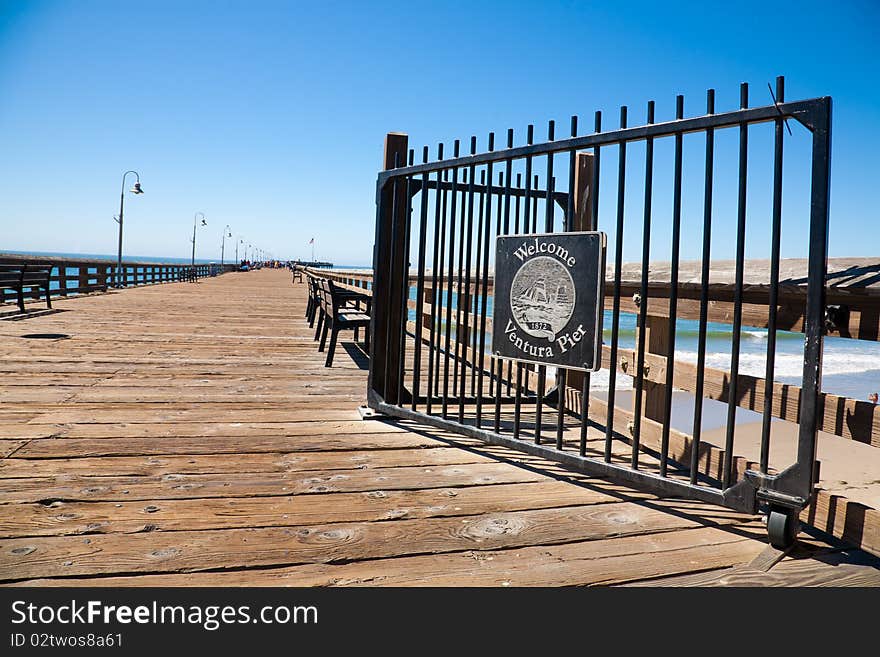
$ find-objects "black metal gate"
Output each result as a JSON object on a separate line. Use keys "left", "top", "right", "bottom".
{"left": 368, "top": 77, "right": 831, "bottom": 548}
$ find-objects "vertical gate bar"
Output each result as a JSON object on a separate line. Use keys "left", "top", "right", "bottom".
{"left": 605, "top": 106, "right": 628, "bottom": 462}
{"left": 514, "top": 173, "right": 522, "bottom": 234}
{"left": 476, "top": 133, "right": 495, "bottom": 427}
{"left": 453, "top": 160, "right": 471, "bottom": 412}
{"left": 556, "top": 369, "right": 567, "bottom": 449}
{"left": 513, "top": 128, "right": 535, "bottom": 438}
{"left": 631, "top": 100, "right": 655, "bottom": 470}
{"left": 435, "top": 167, "right": 450, "bottom": 396}
{"left": 426, "top": 144, "right": 445, "bottom": 414}
{"left": 397, "top": 149, "right": 415, "bottom": 406}
{"left": 433, "top": 165, "right": 449, "bottom": 400}
{"left": 795, "top": 95, "right": 831, "bottom": 501}
{"left": 565, "top": 124, "right": 577, "bottom": 242}
{"left": 531, "top": 175, "right": 539, "bottom": 232}
{"left": 452, "top": 169, "right": 464, "bottom": 402}
{"left": 535, "top": 120, "right": 555, "bottom": 447}
{"left": 535, "top": 366, "right": 545, "bottom": 444}
{"left": 544, "top": 120, "right": 555, "bottom": 231}
{"left": 495, "top": 131, "right": 514, "bottom": 433}
{"left": 514, "top": 132, "right": 529, "bottom": 440}
{"left": 690, "top": 89, "right": 716, "bottom": 484}
{"left": 524, "top": 125, "right": 534, "bottom": 231}
{"left": 411, "top": 146, "right": 431, "bottom": 411}
{"left": 458, "top": 137, "right": 478, "bottom": 422}
{"left": 472, "top": 167, "right": 486, "bottom": 399}
{"left": 486, "top": 171, "right": 505, "bottom": 402}
{"left": 368, "top": 132, "right": 408, "bottom": 407}
{"left": 514, "top": 362, "right": 523, "bottom": 439}
{"left": 659, "top": 95, "right": 685, "bottom": 477}
{"left": 494, "top": 353, "right": 504, "bottom": 432}
{"left": 580, "top": 110, "right": 601, "bottom": 456}
{"left": 508, "top": 171, "right": 522, "bottom": 396}
{"left": 760, "top": 76, "right": 785, "bottom": 473}
{"left": 723, "top": 83, "right": 749, "bottom": 490}
{"left": 559, "top": 115, "right": 577, "bottom": 452}
{"left": 441, "top": 140, "right": 461, "bottom": 419}
{"left": 490, "top": 168, "right": 504, "bottom": 402}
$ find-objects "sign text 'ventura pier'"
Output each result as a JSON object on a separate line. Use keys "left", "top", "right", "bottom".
{"left": 492, "top": 232, "right": 605, "bottom": 372}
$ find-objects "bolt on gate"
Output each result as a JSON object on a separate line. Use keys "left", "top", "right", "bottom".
{"left": 367, "top": 77, "right": 831, "bottom": 548}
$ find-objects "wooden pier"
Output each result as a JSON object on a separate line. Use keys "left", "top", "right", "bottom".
{"left": 1, "top": 269, "right": 879, "bottom": 586}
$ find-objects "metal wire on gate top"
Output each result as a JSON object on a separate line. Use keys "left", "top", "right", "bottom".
{"left": 368, "top": 76, "right": 831, "bottom": 545}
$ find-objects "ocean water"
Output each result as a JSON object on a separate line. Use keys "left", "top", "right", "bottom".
{"left": 408, "top": 286, "right": 880, "bottom": 401}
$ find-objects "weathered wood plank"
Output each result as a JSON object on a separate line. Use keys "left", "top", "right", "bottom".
{"left": 0, "top": 501, "right": 755, "bottom": 581}
{"left": 6, "top": 432, "right": 453, "bottom": 459}
{"left": 0, "top": 446, "right": 491, "bottom": 479}
{"left": 0, "top": 461, "right": 552, "bottom": 503}
{"left": 0, "top": 479, "right": 648, "bottom": 538}
{"left": 4, "top": 524, "right": 765, "bottom": 587}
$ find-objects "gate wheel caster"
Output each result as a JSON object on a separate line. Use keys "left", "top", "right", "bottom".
{"left": 767, "top": 505, "right": 800, "bottom": 549}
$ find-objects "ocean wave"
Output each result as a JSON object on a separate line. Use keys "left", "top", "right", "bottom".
{"left": 674, "top": 349, "right": 880, "bottom": 379}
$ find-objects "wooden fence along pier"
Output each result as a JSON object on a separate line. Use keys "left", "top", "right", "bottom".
{"left": 0, "top": 253, "right": 237, "bottom": 308}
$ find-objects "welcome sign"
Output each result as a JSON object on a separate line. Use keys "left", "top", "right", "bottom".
{"left": 492, "top": 232, "right": 606, "bottom": 371}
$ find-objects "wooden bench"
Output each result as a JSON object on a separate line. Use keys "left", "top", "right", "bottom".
{"left": 305, "top": 273, "right": 319, "bottom": 324}
{"left": 292, "top": 266, "right": 304, "bottom": 284}
{"left": 0, "top": 264, "right": 53, "bottom": 313}
{"left": 314, "top": 278, "right": 371, "bottom": 367}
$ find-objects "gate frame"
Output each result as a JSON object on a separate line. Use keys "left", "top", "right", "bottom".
{"left": 368, "top": 93, "right": 832, "bottom": 547}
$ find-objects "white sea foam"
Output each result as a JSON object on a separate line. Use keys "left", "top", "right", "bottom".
{"left": 672, "top": 349, "right": 880, "bottom": 380}
{"left": 581, "top": 348, "right": 880, "bottom": 393}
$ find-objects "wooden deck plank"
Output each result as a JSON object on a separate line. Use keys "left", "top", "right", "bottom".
{"left": 0, "top": 479, "right": 635, "bottom": 538}
{"left": 0, "top": 501, "right": 757, "bottom": 581}
{"left": 6, "top": 524, "right": 766, "bottom": 587}
{"left": 0, "top": 461, "right": 556, "bottom": 503}
{"left": 0, "top": 446, "right": 493, "bottom": 478}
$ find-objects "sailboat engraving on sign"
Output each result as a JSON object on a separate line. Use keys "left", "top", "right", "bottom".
{"left": 509, "top": 256, "right": 575, "bottom": 342}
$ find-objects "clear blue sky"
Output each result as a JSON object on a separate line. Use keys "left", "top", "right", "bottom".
{"left": 0, "top": 0, "right": 877, "bottom": 265}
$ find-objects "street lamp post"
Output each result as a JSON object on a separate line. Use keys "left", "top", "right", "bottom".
{"left": 221, "top": 225, "right": 232, "bottom": 266}
{"left": 115, "top": 170, "right": 144, "bottom": 288}
{"left": 191, "top": 212, "right": 207, "bottom": 267}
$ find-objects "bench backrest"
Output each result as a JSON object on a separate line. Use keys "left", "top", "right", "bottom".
{"left": 306, "top": 273, "right": 321, "bottom": 299}
{"left": 0, "top": 264, "right": 51, "bottom": 289}
{"left": 0, "top": 265, "right": 22, "bottom": 287}
{"left": 316, "top": 278, "right": 333, "bottom": 314}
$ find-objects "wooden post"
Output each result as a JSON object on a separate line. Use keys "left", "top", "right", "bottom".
{"left": 639, "top": 314, "right": 669, "bottom": 423}
{"left": 368, "top": 132, "right": 409, "bottom": 407}
{"left": 566, "top": 152, "right": 594, "bottom": 393}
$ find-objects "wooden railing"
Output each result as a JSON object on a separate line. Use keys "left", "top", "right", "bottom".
{"left": 310, "top": 261, "right": 880, "bottom": 555}
{"left": 0, "top": 254, "right": 238, "bottom": 307}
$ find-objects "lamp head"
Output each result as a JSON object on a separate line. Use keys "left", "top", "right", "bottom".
{"left": 131, "top": 182, "right": 144, "bottom": 194}
{"left": 201, "top": 219, "right": 207, "bottom": 226}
